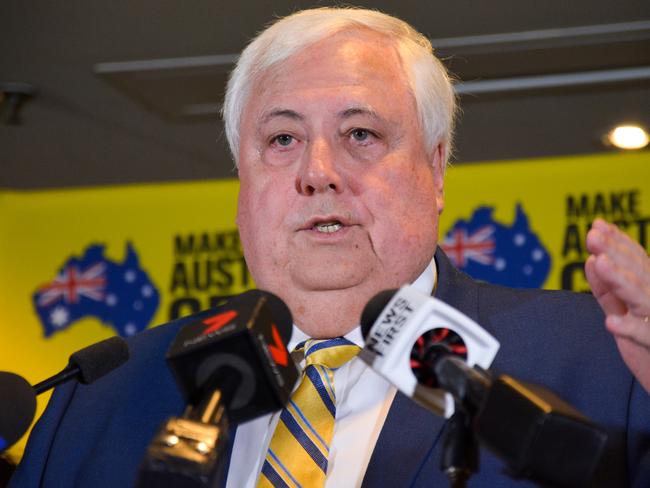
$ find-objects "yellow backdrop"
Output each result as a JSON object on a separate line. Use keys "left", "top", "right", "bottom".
{"left": 1, "top": 150, "right": 648, "bottom": 458}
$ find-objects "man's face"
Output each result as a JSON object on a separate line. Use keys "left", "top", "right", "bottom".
{"left": 236, "top": 30, "right": 445, "bottom": 334}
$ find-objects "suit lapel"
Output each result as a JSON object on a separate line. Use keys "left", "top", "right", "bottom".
{"left": 361, "top": 393, "right": 446, "bottom": 487}
{"left": 434, "top": 247, "right": 481, "bottom": 324}
{"left": 362, "top": 249, "right": 481, "bottom": 486}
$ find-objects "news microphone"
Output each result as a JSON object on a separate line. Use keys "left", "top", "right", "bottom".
{"left": 360, "top": 286, "right": 608, "bottom": 487}
{"left": 166, "top": 289, "right": 298, "bottom": 423}
{"left": 0, "top": 336, "right": 129, "bottom": 452}
{"left": 137, "top": 289, "right": 299, "bottom": 488}
{"left": 360, "top": 285, "right": 500, "bottom": 416}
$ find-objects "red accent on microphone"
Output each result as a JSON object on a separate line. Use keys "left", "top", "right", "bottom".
{"left": 202, "top": 310, "right": 238, "bottom": 335}
{"left": 268, "top": 324, "right": 289, "bottom": 366}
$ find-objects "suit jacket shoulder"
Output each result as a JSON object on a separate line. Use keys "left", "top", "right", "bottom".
{"left": 363, "top": 249, "right": 650, "bottom": 487}
{"left": 11, "top": 251, "right": 650, "bottom": 487}
{"left": 9, "top": 312, "right": 200, "bottom": 487}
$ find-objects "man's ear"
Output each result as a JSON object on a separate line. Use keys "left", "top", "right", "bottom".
{"left": 431, "top": 143, "right": 446, "bottom": 215}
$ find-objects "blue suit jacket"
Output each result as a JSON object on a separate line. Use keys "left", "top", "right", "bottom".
{"left": 10, "top": 250, "right": 650, "bottom": 487}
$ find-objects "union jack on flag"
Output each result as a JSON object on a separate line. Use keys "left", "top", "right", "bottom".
{"left": 441, "top": 204, "right": 551, "bottom": 289}
{"left": 37, "top": 263, "right": 107, "bottom": 307}
{"left": 32, "top": 243, "right": 159, "bottom": 337}
{"left": 441, "top": 225, "right": 496, "bottom": 267}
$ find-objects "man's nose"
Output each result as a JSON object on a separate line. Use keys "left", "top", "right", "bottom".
{"left": 295, "top": 138, "right": 344, "bottom": 195}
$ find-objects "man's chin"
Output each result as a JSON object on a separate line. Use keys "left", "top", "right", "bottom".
{"left": 290, "top": 267, "right": 373, "bottom": 293}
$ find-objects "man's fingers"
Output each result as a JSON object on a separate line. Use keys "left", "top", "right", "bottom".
{"left": 603, "top": 220, "right": 650, "bottom": 261}
{"left": 585, "top": 219, "right": 650, "bottom": 317}
{"left": 612, "top": 334, "right": 650, "bottom": 394}
{"left": 587, "top": 219, "right": 650, "bottom": 266}
{"left": 607, "top": 314, "right": 650, "bottom": 349}
{"left": 585, "top": 255, "right": 628, "bottom": 315}
{"left": 592, "top": 252, "right": 650, "bottom": 317}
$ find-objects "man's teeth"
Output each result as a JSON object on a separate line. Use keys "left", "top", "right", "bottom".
{"left": 314, "top": 222, "right": 342, "bottom": 233}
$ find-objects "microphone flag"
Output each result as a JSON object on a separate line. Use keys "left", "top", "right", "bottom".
{"left": 360, "top": 285, "right": 499, "bottom": 416}
{"left": 166, "top": 290, "right": 298, "bottom": 425}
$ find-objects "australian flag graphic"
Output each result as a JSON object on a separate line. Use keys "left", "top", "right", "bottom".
{"left": 32, "top": 243, "right": 160, "bottom": 337}
{"left": 441, "top": 204, "right": 551, "bottom": 288}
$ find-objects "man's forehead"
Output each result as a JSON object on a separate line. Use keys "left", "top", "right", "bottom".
{"left": 245, "top": 36, "right": 411, "bottom": 122}
{"left": 259, "top": 105, "right": 385, "bottom": 124}
{"left": 254, "top": 29, "right": 406, "bottom": 89}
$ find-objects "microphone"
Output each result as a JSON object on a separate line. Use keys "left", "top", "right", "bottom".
{"left": 166, "top": 289, "right": 298, "bottom": 424}
{"left": 0, "top": 336, "right": 130, "bottom": 452}
{"left": 360, "top": 286, "right": 608, "bottom": 488}
{"left": 360, "top": 285, "right": 500, "bottom": 416}
{"left": 137, "top": 289, "right": 299, "bottom": 488}
{"left": 33, "top": 336, "right": 130, "bottom": 394}
{"left": 0, "top": 373, "right": 36, "bottom": 452}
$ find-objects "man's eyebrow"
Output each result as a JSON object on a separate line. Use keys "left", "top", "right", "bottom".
{"left": 260, "top": 108, "right": 304, "bottom": 124}
{"left": 338, "top": 106, "right": 387, "bottom": 123}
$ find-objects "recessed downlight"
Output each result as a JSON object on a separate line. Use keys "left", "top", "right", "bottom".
{"left": 607, "top": 125, "right": 650, "bottom": 150}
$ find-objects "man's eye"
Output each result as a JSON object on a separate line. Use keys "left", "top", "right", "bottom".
{"left": 272, "top": 134, "right": 294, "bottom": 147}
{"left": 350, "top": 129, "right": 371, "bottom": 142}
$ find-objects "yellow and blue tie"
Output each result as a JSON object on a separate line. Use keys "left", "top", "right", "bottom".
{"left": 258, "top": 337, "right": 360, "bottom": 488}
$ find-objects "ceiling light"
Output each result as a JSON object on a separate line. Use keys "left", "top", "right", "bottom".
{"left": 607, "top": 125, "right": 650, "bottom": 150}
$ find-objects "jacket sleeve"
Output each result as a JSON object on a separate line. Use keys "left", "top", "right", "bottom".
{"left": 8, "top": 381, "right": 78, "bottom": 487}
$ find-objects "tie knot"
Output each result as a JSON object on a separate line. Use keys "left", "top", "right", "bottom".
{"left": 298, "top": 337, "right": 360, "bottom": 370}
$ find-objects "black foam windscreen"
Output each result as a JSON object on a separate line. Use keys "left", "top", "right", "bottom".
{"left": 69, "top": 336, "right": 130, "bottom": 384}
{"left": 0, "top": 372, "right": 36, "bottom": 451}
{"left": 360, "top": 289, "right": 398, "bottom": 339}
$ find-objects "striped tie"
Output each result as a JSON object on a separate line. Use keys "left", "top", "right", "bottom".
{"left": 258, "top": 337, "right": 360, "bottom": 488}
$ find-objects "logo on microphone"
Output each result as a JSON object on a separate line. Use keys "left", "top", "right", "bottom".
{"left": 442, "top": 204, "right": 551, "bottom": 288}
{"left": 365, "top": 297, "right": 415, "bottom": 357}
{"left": 202, "top": 309, "right": 238, "bottom": 335}
{"left": 32, "top": 243, "right": 160, "bottom": 337}
{"left": 267, "top": 324, "right": 289, "bottom": 366}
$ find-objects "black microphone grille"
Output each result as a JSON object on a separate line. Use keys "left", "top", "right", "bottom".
{"left": 68, "top": 336, "right": 130, "bottom": 385}
{"left": 360, "top": 289, "right": 398, "bottom": 339}
{"left": 0, "top": 372, "right": 36, "bottom": 450}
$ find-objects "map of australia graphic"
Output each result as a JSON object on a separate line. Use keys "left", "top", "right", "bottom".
{"left": 32, "top": 243, "right": 160, "bottom": 337}
{"left": 442, "top": 204, "right": 551, "bottom": 288}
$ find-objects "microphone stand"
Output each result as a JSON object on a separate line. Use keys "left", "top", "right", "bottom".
{"left": 32, "top": 367, "right": 80, "bottom": 394}
{"left": 434, "top": 356, "right": 607, "bottom": 487}
{"left": 136, "top": 377, "right": 235, "bottom": 488}
{"left": 440, "top": 408, "right": 479, "bottom": 488}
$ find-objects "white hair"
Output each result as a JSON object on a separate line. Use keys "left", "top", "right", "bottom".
{"left": 222, "top": 7, "right": 457, "bottom": 165}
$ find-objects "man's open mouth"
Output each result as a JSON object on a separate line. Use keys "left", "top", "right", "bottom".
{"left": 314, "top": 221, "right": 343, "bottom": 233}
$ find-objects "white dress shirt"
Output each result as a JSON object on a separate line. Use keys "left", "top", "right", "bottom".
{"left": 225, "top": 260, "right": 437, "bottom": 487}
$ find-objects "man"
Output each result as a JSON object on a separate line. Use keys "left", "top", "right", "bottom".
{"left": 10, "top": 7, "right": 650, "bottom": 487}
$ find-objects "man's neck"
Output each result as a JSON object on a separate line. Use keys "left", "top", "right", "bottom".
{"left": 288, "top": 258, "right": 437, "bottom": 345}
